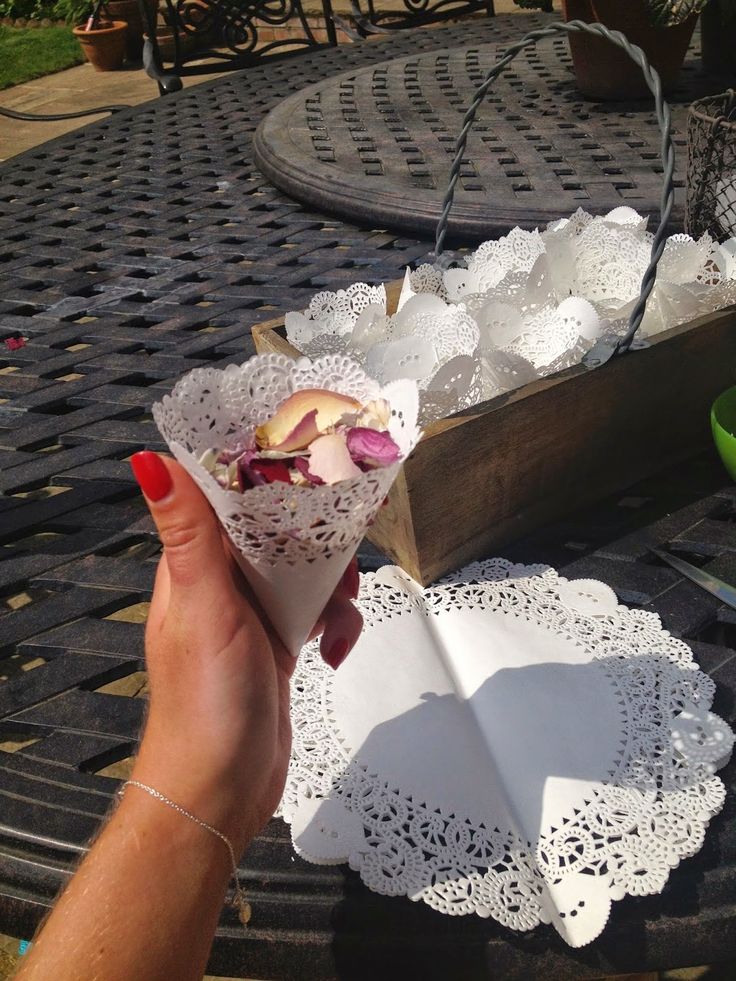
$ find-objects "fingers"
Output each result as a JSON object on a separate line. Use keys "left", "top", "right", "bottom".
{"left": 147, "top": 554, "right": 171, "bottom": 634}
{"left": 319, "top": 595, "right": 363, "bottom": 670}
{"left": 308, "top": 557, "right": 360, "bottom": 638}
{"left": 308, "top": 558, "right": 362, "bottom": 669}
{"left": 133, "top": 453, "right": 364, "bottom": 668}
{"left": 340, "top": 557, "right": 360, "bottom": 603}
{"left": 319, "top": 564, "right": 363, "bottom": 669}
{"left": 130, "top": 452, "right": 231, "bottom": 597}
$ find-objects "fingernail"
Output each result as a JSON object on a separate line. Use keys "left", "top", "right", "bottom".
{"left": 130, "top": 451, "right": 173, "bottom": 502}
{"left": 324, "top": 638, "right": 350, "bottom": 670}
{"left": 341, "top": 562, "right": 360, "bottom": 600}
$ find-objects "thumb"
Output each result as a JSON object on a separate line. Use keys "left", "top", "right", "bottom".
{"left": 130, "top": 451, "right": 230, "bottom": 594}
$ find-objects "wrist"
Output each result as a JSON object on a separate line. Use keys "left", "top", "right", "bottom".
{"left": 132, "top": 734, "right": 257, "bottom": 856}
{"left": 115, "top": 781, "right": 232, "bottom": 876}
{"left": 112, "top": 782, "right": 253, "bottom": 925}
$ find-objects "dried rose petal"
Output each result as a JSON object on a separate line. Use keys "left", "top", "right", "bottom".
{"left": 202, "top": 388, "right": 399, "bottom": 495}
{"left": 307, "top": 433, "right": 362, "bottom": 485}
{"left": 255, "top": 389, "right": 361, "bottom": 452}
{"left": 356, "top": 398, "right": 391, "bottom": 430}
{"left": 238, "top": 459, "right": 265, "bottom": 490}
{"left": 3, "top": 336, "right": 26, "bottom": 351}
{"left": 218, "top": 442, "right": 255, "bottom": 465}
{"left": 225, "top": 461, "right": 240, "bottom": 490}
{"left": 199, "top": 448, "right": 220, "bottom": 473}
{"left": 257, "top": 449, "right": 297, "bottom": 460}
{"left": 250, "top": 459, "right": 293, "bottom": 484}
{"left": 346, "top": 427, "right": 400, "bottom": 468}
{"left": 258, "top": 408, "right": 319, "bottom": 455}
{"left": 294, "top": 455, "right": 324, "bottom": 486}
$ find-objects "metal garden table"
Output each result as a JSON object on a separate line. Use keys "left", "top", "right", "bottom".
{"left": 0, "top": 13, "right": 735, "bottom": 980}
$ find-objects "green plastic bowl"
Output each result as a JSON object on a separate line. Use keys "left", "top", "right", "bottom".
{"left": 712, "top": 385, "right": 736, "bottom": 481}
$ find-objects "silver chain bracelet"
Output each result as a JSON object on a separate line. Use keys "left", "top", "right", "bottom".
{"left": 118, "top": 779, "right": 251, "bottom": 925}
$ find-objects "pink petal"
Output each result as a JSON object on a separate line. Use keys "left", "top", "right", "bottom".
{"left": 346, "top": 427, "right": 401, "bottom": 468}
{"left": 294, "top": 456, "right": 324, "bottom": 486}
{"left": 307, "top": 434, "right": 362, "bottom": 485}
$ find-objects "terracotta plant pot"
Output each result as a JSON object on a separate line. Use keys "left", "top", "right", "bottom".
{"left": 105, "top": 0, "right": 157, "bottom": 62}
{"left": 73, "top": 20, "right": 128, "bottom": 71}
{"left": 562, "top": 0, "right": 698, "bottom": 99}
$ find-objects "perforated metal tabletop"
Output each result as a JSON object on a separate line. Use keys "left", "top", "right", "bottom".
{"left": 254, "top": 26, "right": 721, "bottom": 240}
{"left": 1, "top": 14, "right": 735, "bottom": 980}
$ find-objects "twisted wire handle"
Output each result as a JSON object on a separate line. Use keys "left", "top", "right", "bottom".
{"left": 434, "top": 20, "right": 675, "bottom": 357}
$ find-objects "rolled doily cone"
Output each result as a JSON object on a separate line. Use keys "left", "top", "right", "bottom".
{"left": 228, "top": 546, "right": 356, "bottom": 656}
{"left": 152, "top": 354, "right": 421, "bottom": 655}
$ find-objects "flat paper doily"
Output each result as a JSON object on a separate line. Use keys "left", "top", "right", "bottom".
{"left": 279, "top": 560, "right": 734, "bottom": 947}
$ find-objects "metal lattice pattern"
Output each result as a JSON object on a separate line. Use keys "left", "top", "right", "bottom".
{"left": 157, "top": 0, "right": 336, "bottom": 73}
{"left": 350, "top": 0, "right": 495, "bottom": 34}
{"left": 1, "top": 16, "right": 735, "bottom": 978}
{"left": 254, "top": 28, "right": 718, "bottom": 241}
{"left": 686, "top": 89, "right": 736, "bottom": 242}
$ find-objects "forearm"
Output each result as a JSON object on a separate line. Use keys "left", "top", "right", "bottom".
{"left": 15, "top": 454, "right": 303, "bottom": 981}
{"left": 16, "top": 775, "right": 239, "bottom": 981}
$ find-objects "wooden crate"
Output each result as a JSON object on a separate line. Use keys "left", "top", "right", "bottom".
{"left": 253, "top": 288, "right": 736, "bottom": 585}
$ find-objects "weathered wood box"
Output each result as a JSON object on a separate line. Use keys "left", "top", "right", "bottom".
{"left": 253, "top": 281, "right": 736, "bottom": 585}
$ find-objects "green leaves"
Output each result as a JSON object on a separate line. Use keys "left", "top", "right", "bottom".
{"left": 639, "top": 0, "right": 711, "bottom": 27}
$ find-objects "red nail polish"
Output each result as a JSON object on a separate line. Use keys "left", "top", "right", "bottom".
{"left": 130, "top": 452, "right": 173, "bottom": 502}
{"left": 324, "top": 638, "right": 350, "bottom": 670}
{"left": 341, "top": 562, "right": 360, "bottom": 600}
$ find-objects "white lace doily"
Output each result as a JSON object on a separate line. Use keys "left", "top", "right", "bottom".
{"left": 285, "top": 283, "right": 387, "bottom": 350}
{"left": 281, "top": 210, "right": 736, "bottom": 426}
{"left": 280, "top": 559, "right": 733, "bottom": 947}
{"left": 152, "top": 354, "right": 420, "bottom": 566}
{"left": 285, "top": 284, "right": 484, "bottom": 426}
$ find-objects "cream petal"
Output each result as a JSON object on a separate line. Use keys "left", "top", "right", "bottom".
{"left": 256, "top": 389, "right": 362, "bottom": 451}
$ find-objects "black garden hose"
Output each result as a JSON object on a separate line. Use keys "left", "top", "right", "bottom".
{"left": 0, "top": 105, "right": 128, "bottom": 122}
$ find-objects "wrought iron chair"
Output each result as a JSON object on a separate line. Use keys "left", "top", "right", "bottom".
{"left": 139, "top": 0, "right": 340, "bottom": 95}
{"left": 342, "top": 0, "right": 495, "bottom": 37}
{"left": 339, "top": 0, "right": 553, "bottom": 38}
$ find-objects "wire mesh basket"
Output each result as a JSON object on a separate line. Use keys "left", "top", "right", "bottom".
{"left": 686, "top": 89, "right": 736, "bottom": 242}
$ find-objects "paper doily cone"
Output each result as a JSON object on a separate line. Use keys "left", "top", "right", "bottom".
{"left": 153, "top": 354, "right": 421, "bottom": 654}
{"left": 229, "top": 546, "right": 356, "bottom": 656}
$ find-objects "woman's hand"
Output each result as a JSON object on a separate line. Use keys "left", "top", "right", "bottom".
{"left": 14, "top": 452, "right": 363, "bottom": 981}
{"left": 129, "top": 451, "right": 363, "bottom": 854}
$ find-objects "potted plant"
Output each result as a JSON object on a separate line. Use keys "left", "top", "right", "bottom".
{"left": 700, "top": 0, "right": 736, "bottom": 76}
{"left": 72, "top": 0, "right": 128, "bottom": 71}
{"left": 105, "top": 0, "right": 158, "bottom": 62}
{"left": 514, "top": 0, "right": 717, "bottom": 98}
